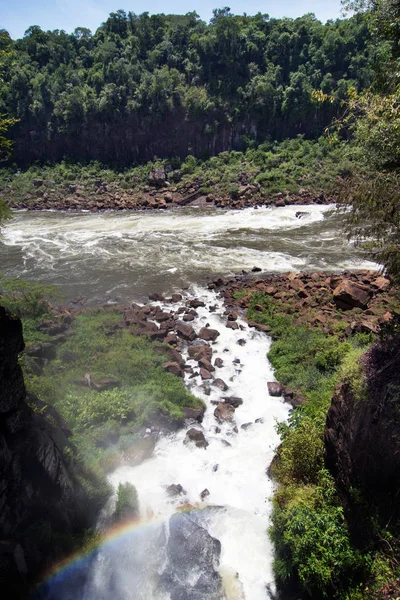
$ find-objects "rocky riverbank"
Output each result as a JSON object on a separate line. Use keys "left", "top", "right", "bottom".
{"left": 6, "top": 173, "right": 333, "bottom": 212}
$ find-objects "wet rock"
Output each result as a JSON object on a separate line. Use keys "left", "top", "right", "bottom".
{"left": 255, "top": 417, "right": 264, "bottom": 424}
{"left": 149, "top": 292, "right": 165, "bottom": 301}
{"left": 189, "top": 299, "right": 205, "bottom": 309}
{"left": 214, "top": 402, "right": 235, "bottom": 423}
{"left": 198, "top": 357, "right": 215, "bottom": 372}
{"left": 241, "top": 422, "right": 252, "bottom": 430}
{"left": 212, "top": 378, "right": 229, "bottom": 392}
{"left": 295, "top": 211, "right": 309, "bottom": 218}
{"left": 170, "top": 294, "right": 183, "bottom": 303}
{"left": 251, "top": 266, "right": 262, "bottom": 272}
{"left": 185, "top": 428, "right": 208, "bottom": 448}
{"left": 212, "top": 464, "right": 219, "bottom": 472}
{"left": 166, "top": 484, "right": 186, "bottom": 497}
{"left": 237, "top": 338, "right": 246, "bottom": 346}
{"left": 182, "top": 406, "right": 206, "bottom": 423}
{"left": 333, "top": 280, "right": 372, "bottom": 310}
{"left": 200, "top": 367, "right": 212, "bottom": 380}
{"left": 220, "top": 439, "right": 232, "bottom": 447}
{"left": 199, "top": 327, "right": 220, "bottom": 342}
{"left": 183, "top": 313, "right": 195, "bottom": 322}
{"left": 188, "top": 344, "right": 212, "bottom": 360}
{"left": 227, "top": 311, "right": 239, "bottom": 321}
{"left": 176, "top": 323, "right": 196, "bottom": 341}
{"left": 222, "top": 396, "right": 243, "bottom": 408}
{"left": 226, "top": 321, "right": 239, "bottom": 330}
{"left": 200, "top": 488, "right": 210, "bottom": 500}
{"left": 214, "top": 358, "right": 223, "bottom": 368}
{"left": 161, "top": 512, "right": 223, "bottom": 600}
{"left": 267, "top": 382, "right": 283, "bottom": 397}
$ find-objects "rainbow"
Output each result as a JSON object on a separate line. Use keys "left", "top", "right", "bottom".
{"left": 35, "top": 504, "right": 201, "bottom": 598}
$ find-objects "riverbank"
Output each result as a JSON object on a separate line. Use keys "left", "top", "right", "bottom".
{"left": 209, "top": 270, "right": 400, "bottom": 599}
{"left": 5, "top": 180, "right": 333, "bottom": 212}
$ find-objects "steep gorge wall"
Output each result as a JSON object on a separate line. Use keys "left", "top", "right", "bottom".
{"left": 0, "top": 306, "right": 93, "bottom": 598}
{"left": 324, "top": 335, "right": 400, "bottom": 541}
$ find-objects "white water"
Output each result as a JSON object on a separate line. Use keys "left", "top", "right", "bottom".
{"left": 2, "top": 205, "right": 378, "bottom": 599}
{"left": 0, "top": 204, "right": 376, "bottom": 303}
{"left": 102, "top": 285, "right": 289, "bottom": 600}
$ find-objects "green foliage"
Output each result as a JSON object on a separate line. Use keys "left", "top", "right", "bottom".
{"left": 0, "top": 275, "right": 62, "bottom": 343}
{"left": 271, "top": 473, "right": 362, "bottom": 597}
{"left": 272, "top": 417, "right": 324, "bottom": 485}
{"left": 0, "top": 11, "right": 374, "bottom": 165}
{"left": 114, "top": 482, "right": 139, "bottom": 521}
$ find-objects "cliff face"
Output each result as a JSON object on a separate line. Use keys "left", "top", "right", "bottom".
{"left": 324, "top": 335, "right": 400, "bottom": 540}
{"left": 0, "top": 307, "right": 92, "bottom": 598}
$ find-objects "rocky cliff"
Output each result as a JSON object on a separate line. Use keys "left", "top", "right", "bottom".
{"left": 324, "top": 333, "right": 400, "bottom": 542}
{"left": 0, "top": 306, "right": 93, "bottom": 598}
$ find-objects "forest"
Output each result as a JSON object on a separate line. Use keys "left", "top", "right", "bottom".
{"left": 0, "top": 8, "right": 374, "bottom": 164}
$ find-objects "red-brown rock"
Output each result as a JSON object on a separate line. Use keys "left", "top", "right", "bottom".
{"left": 333, "top": 280, "right": 372, "bottom": 310}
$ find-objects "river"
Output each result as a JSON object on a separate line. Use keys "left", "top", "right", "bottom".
{"left": 1, "top": 205, "right": 376, "bottom": 600}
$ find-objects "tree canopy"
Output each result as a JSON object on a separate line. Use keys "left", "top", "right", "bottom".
{"left": 0, "top": 10, "right": 374, "bottom": 165}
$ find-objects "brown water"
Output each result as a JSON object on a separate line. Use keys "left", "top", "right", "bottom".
{"left": 0, "top": 205, "right": 376, "bottom": 304}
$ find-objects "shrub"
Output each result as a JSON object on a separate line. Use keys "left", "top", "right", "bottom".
{"left": 114, "top": 482, "right": 139, "bottom": 521}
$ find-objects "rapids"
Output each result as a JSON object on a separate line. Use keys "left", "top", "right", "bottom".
{"left": 1, "top": 205, "right": 377, "bottom": 599}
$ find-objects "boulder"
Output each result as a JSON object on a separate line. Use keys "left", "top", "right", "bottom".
{"left": 222, "top": 396, "right": 243, "bottom": 408}
{"left": 226, "top": 321, "right": 239, "bottom": 330}
{"left": 185, "top": 428, "right": 208, "bottom": 448}
{"left": 214, "top": 358, "right": 223, "bottom": 368}
{"left": 188, "top": 345, "right": 212, "bottom": 360}
{"left": 161, "top": 512, "right": 223, "bottom": 600}
{"left": 148, "top": 168, "right": 166, "bottom": 186}
{"left": 198, "top": 357, "right": 215, "bottom": 372}
{"left": 200, "top": 368, "right": 212, "bottom": 380}
{"left": 267, "top": 381, "right": 283, "bottom": 397}
{"left": 333, "top": 280, "right": 372, "bottom": 310}
{"left": 199, "top": 327, "right": 220, "bottom": 342}
{"left": 92, "top": 377, "right": 120, "bottom": 392}
{"left": 182, "top": 406, "right": 206, "bottom": 423}
{"left": 176, "top": 323, "right": 196, "bottom": 341}
{"left": 166, "top": 484, "right": 186, "bottom": 497}
{"left": 214, "top": 403, "right": 235, "bottom": 423}
{"left": 212, "top": 378, "right": 229, "bottom": 392}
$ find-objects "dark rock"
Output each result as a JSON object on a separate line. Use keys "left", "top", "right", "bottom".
{"left": 185, "top": 428, "right": 208, "bottom": 448}
{"left": 212, "top": 378, "right": 229, "bottom": 392}
{"left": 226, "top": 321, "right": 239, "bottom": 330}
{"left": 251, "top": 266, "right": 262, "bottom": 272}
{"left": 166, "top": 484, "right": 186, "bottom": 497}
{"left": 188, "top": 344, "right": 212, "bottom": 360}
{"left": 222, "top": 396, "right": 243, "bottom": 408}
{"left": 214, "top": 403, "right": 235, "bottom": 423}
{"left": 333, "top": 280, "right": 372, "bottom": 310}
{"left": 241, "top": 422, "right": 252, "bottom": 430}
{"left": 295, "top": 211, "right": 309, "bottom": 218}
{"left": 170, "top": 294, "right": 183, "bottom": 303}
{"left": 199, "top": 327, "right": 220, "bottom": 342}
{"left": 183, "top": 313, "right": 195, "bottom": 322}
{"left": 255, "top": 417, "right": 264, "bottom": 424}
{"left": 214, "top": 358, "right": 223, "bottom": 368}
{"left": 198, "top": 357, "right": 215, "bottom": 372}
{"left": 176, "top": 323, "right": 196, "bottom": 341}
{"left": 0, "top": 307, "right": 94, "bottom": 596}
{"left": 237, "top": 338, "right": 246, "bottom": 346}
{"left": 267, "top": 381, "right": 283, "bottom": 397}
{"left": 189, "top": 299, "right": 205, "bottom": 309}
{"left": 182, "top": 406, "right": 206, "bottom": 423}
{"left": 161, "top": 512, "right": 223, "bottom": 600}
{"left": 200, "top": 488, "right": 210, "bottom": 500}
{"left": 200, "top": 368, "right": 212, "bottom": 380}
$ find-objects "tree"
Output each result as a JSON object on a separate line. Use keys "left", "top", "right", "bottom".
{"left": 338, "top": 0, "right": 400, "bottom": 283}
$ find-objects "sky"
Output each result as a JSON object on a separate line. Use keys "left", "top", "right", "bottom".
{"left": 0, "top": 0, "right": 344, "bottom": 40}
